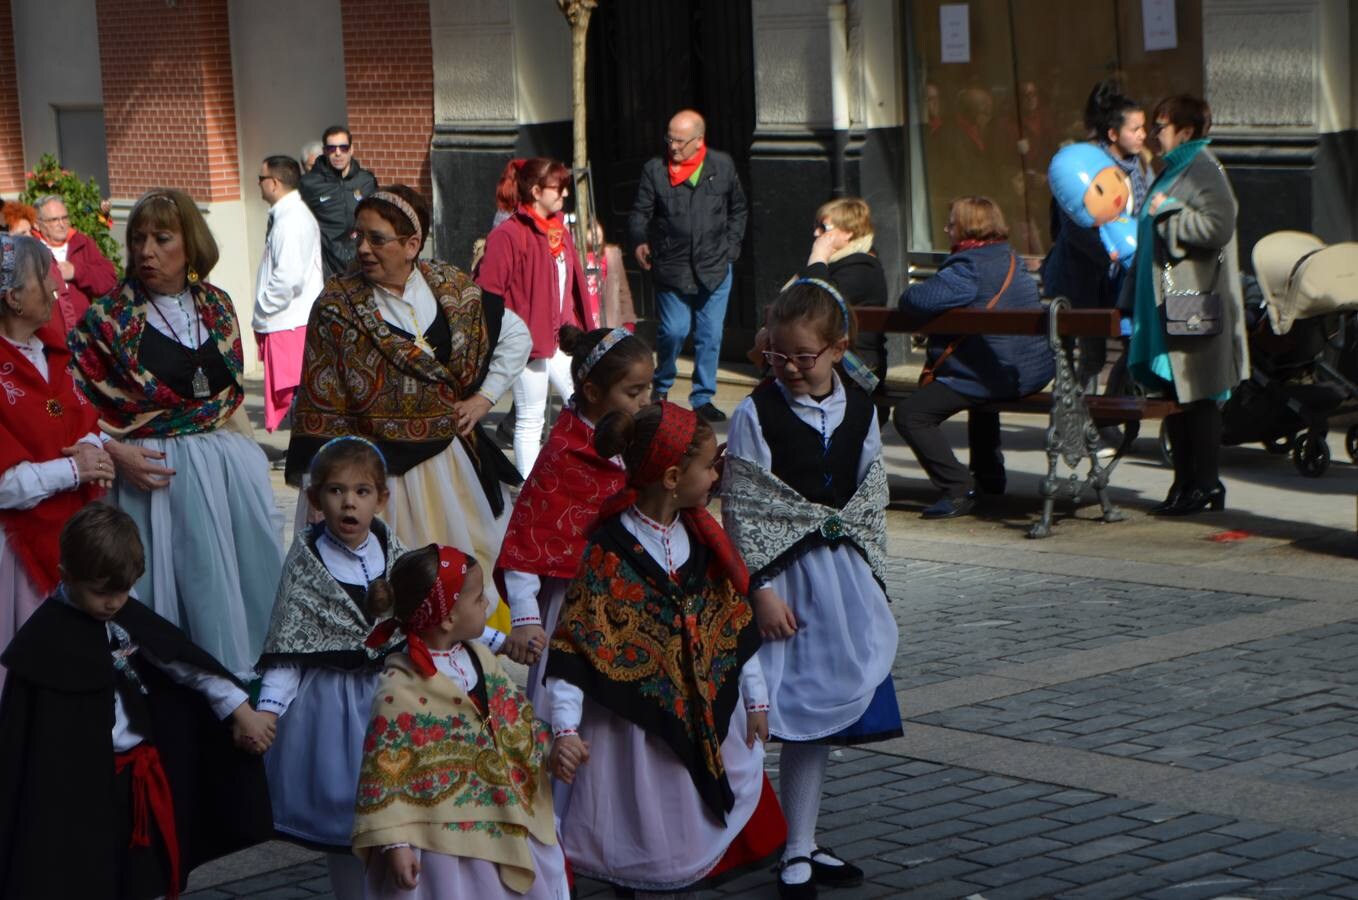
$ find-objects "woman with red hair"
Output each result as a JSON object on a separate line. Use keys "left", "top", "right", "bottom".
{"left": 476, "top": 158, "right": 595, "bottom": 477}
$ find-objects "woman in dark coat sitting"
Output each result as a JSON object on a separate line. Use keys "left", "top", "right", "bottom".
{"left": 894, "top": 196, "right": 1053, "bottom": 519}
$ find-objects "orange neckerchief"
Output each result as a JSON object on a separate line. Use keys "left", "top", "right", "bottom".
{"left": 668, "top": 142, "right": 707, "bottom": 187}
{"left": 520, "top": 205, "right": 565, "bottom": 259}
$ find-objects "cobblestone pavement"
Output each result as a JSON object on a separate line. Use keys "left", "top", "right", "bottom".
{"left": 185, "top": 550, "right": 1358, "bottom": 899}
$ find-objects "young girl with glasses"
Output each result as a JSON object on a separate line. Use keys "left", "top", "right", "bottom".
{"left": 723, "top": 279, "right": 902, "bottom": 899}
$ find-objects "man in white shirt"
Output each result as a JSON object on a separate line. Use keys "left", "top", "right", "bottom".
{"left": 254, "top": 155, "right": 324, "bottom": 432}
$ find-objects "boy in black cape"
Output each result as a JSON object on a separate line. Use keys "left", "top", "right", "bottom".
{"left": 0, "top": 502, "right": 277, "bottom": 900}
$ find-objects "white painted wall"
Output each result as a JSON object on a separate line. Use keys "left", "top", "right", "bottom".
{"left": 228, "top": 0, "right": 347, "bottom": 374}
{"left": 12, "top": 0, "right": 105, "bottom": 168}
{"left": 511, "top": 0, "right": 572, "bottom": 125}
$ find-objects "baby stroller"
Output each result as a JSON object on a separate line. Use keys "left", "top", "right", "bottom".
{"left": 1194, "top": 232, "right": 1358, "bottom": 477}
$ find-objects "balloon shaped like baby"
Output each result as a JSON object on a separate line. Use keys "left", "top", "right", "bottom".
{"left": 1048, "top": 143, "right": 1138, "bottom": 269}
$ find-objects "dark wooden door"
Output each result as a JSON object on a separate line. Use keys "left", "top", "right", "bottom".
{"left": 586, "top": 0, "right": 757, "bottom": 348}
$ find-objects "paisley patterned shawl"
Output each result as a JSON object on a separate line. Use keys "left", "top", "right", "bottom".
{"left": 352, "top": 645, "right": 556, "bottom": 894}
{"left": 721, "top": 455, "right": 890, "bottom": 594}
{"left": 0, "top": 329, "right": 101, "bottom": 594}
{"left": 494, "top": 407, "right": 626, "bottom": 580}
{"left": 258, "top": 518, "right": 408, "bottom": 667}
{"left": 67, "top": 279, "right": 244, "bottom": 438}
{"left": 546, "top": 515, "right": 760, "bottom": 822}
{"left": 285, "top": 260, "right": 491, "bottom": 485}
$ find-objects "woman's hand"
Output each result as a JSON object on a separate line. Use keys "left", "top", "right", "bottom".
{"left": 746, "top": 710, "right": 769, "bottom": 748}
{"left": 62, "top": 442, "right": 115, "bottom": 488}
{"left": 106, "top": 440, "right": 175, "bottom": 491}
{"left": 550, "top": 734, "right": 590, "bottom": 784}
{"left": 452, "top": 394, "right": 493, "bottom": 437}
{"left": 384, "top": 846, "right": 420, "bottom": 890}
{"left": 753, "top": 587, "right": 798, "bottom": 641}
{"left": 505, "top": 623, "right": 547, "bottom": 665}
{"left": 807, "top": 228, "right": 849, "bottom": 265}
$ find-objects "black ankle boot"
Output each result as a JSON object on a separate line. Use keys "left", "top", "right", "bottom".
{"left": 1148, "top": 482, "right": 1187, "bottom": 515}
{"left": 1164, "top": 481, "right": 1225, "bottom": 516}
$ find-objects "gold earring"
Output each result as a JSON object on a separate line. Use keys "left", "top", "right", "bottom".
{"left": 187, "top": 267, "right": 200, "bottom": 285}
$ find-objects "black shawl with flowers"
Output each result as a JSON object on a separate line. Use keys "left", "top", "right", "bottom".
{"left": 546, "top": 515, "right": 760, "bottom": 823}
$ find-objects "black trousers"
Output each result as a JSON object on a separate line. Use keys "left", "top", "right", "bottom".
{"left": 894, "top": 381, "right": 1004, "bottom": 499}
{"left": 1164, "top": 398, "right": 1222, "bottom": 491}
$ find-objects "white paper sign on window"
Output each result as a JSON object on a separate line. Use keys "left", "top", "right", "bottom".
{"left": 1142, "top": 0, "right": 1177, "bottom": 52}
{"left": 940, "top": 4, "right": 970, "bottom": 64}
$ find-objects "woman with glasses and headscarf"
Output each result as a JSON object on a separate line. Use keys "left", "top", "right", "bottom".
{"left": 286, "top": 184, "right": 532, "bottom": 645}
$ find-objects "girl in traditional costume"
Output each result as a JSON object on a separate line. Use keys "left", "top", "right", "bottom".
{"left": 722, "top": 279, "right": 901, "bottom": 899}
{"left": 0, "top": 234, "right": 111, "bottom": 690}
{"left": 546, "top": 401, "right": 786, "bottom": 895}
{"left": 495, "top": 325, "right": 653, "bottom": 716}
{"left": 285, "top": 185, "right": 531, "bottom": 646}
{"left": 255, "top": 437, "right": 408, "bottom": 900}
{"left": 352, "top": 545, "right": 569, "bottom": 899}
{"left": 68, "top": 189, "right": 285, "bottom": 680}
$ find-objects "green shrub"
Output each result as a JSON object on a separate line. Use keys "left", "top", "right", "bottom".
{"left": 20, "top": 153, "right": 122, "bottom": 277}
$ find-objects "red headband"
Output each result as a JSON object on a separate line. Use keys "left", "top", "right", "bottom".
{"left": 631, "top": 401, "right": 698, "bottom": 487}
{"left": 366, "top": 546, "right": 471, "bottom": 677}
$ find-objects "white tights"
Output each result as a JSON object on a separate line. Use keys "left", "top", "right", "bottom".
{"left": 511, "top": 349, "right": 574, "bottom": 477}
{"left": 779, "top": 742, "right": 830, "bottom": 883}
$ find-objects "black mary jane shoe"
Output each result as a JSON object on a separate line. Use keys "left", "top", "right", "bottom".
{"left": 776, "top": 857, "right": 819, "bottom": 899}
{"left": 1148, "top": 482, "right": 1187, "bottom": 516}
{"left": 810, "top": 847, "right": 865, "bottom": 887}
{"left": 1163, "top": 481, "right": 1226, "bottom": 516}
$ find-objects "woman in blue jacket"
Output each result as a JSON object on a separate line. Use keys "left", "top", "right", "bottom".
{"left": 894, "top": 197, "right": 1053, "bottom": 519}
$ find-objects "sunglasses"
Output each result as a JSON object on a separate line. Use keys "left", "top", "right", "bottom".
{"left": 325, "top": 143, "right": 351, "bottom": 153}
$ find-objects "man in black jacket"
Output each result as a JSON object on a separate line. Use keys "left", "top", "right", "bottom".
{"left": 300, "top": 125, "right": 379, "bottom": 278}
{"left": 629, "top": 109, "right": 747, "bottom": 422}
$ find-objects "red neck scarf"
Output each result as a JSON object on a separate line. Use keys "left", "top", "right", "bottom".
{"left": 36, "top": 229, "right": 73, "bottom": 250}
{"left": 951, "top": 238, "right": 1004, "bottom": 254}
{"left": 520, "top": 205, "right": 565, "bottom": 259}
{"left": 668, "top": 142, "right": 707, "bottom": 187}
{"left": 596, "top": 402, "right": 749, "bottom": 594}
{"left": 366, "top": 546, "right": 471, "bottom": 677}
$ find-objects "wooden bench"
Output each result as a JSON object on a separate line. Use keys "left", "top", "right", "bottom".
{"left": 855, "top": 300, "right": 1180, "bottom": 538}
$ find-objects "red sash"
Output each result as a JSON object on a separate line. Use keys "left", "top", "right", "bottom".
{"left": 115, "top": 743, "right": 181, "bottom": 899}
{"left": 0, "top": 331, "right": 101, "bottom": 594}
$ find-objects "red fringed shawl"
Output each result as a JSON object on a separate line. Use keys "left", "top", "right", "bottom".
{"left": 0, "top": 330, "right": 102, "bottom": 593}
{"left": 495, "top": 408, "right": 626, "bottom": 581}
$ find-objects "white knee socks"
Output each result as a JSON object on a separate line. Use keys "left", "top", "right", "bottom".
{"left": 778, "top": 742, "right": 830, "bottom": 883}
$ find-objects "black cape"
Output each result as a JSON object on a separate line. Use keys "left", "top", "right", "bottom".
{"left": 0, "top": 596, "right": 274, "bottom": 900}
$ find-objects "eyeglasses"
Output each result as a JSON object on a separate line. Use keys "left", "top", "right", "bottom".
{"left": 543, "top": 182, "right": 570, "bottom": 193}
{"left": 663, "top": 134, "right": 698, "bottom": 148}
{"left": 762, "top": 345, "right": 833, "bottom": 370}
{"left": 257, "top": 174, "right": 276, "bottom": 183}
{"left": 38, "top": 215, "right": 70, "bottom": 224}
{"left": 348, "top": 229, "right": 402, "bottom": 248}
{"left": 325, "top": 143, "right": 351, "bottom": 153}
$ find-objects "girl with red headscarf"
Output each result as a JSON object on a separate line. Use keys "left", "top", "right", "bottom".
{"left": 353, "top": 544, "right": 569, "bottom": 899}
{"left": 544, "top": 401, "right": 786, "bottom": 894}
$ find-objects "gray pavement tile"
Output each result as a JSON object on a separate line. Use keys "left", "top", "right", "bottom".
{"left": 881, "top": 784, "right": 982, "bottom": 811}
{"left": 1227, "top": 829, "right": 1333, "bottom": 860}
{"left": 893, "top": 816, "right": 985, "bottom": 844}
{"left": 1311, "top": 836, "right": 1358, "bottom": 859}
{"left": 1228, "top": 849, "right": 1342, "bottom": 880}
{"left": 1045, "top": 853, "right": 1155, "bottom": 885}
{"left": 951, "top": 853, "right": 1069, "bottom": 887}
{"left": 883, "top": 881, "right": 981, "bottom": 900}
{"left": 1139, "top": 850, "right": 1251, "bottom": 882}
{"left": 1258, "top": 871, "right": 1354, "bottom": 897}
{"left": 885, "top": 801, "right": 989, "bottom": 830}
{"left": 1042, "top": 789, "right": 1107, "bottom": 807}
{"left": 1212, "top": 822, "right": 1281, "bottom": 839}
{"left": 1054, "top": 872, "right": 1172, "bottom": 899}
{"left": 1321, "top": 857, "right": 1358, "bottom": 879}
{"left": 1041, "top": 815, "right": 1146, "bottom": 844}
{"left": 181, "top": 891, "right": 236, "bottom": 900}
{"left": 1046, "top": 834, "right": 1155, "bottom": 863}
{"left": 1122, "top": 804, "right": 1191, "bottom": 823}
{"left": 871, "top": 856, "right": 985, "bottom": 890}
{"left": 955, "top": 782, "right": 1062, "bottom": 809}
{"left": 216, "top": 868, "right": 315, "bottom": 895}
{"left": 1133, "top": 830, "right": 1240, "bottom": 861}
{"left": 959, "top": 799, "right": 1064, "bottom": 826}
{"left": 1128, "top": 812, "right": 1237, "bottom": 842}
{"left": 957, "top": 836, "right": 1069, "bottom": 867}
{"left": 1044, "top": 798, "right": 1150, "bottom": 824}
{"left": 879, "top": 836, "right": 988, "bottom": 866}
{"left": 968, "top": 875, "right": 1079, "bottom": 899}
{"left": 961, "top": 815, "right": 1067, "bottom": 845}
{"left": 1140, "top": 877, "right": 1259, "bottom": 900}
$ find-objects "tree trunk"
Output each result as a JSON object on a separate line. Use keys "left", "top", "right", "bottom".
{"left": 558, "top": 0, "right": 597, "bottom": 254}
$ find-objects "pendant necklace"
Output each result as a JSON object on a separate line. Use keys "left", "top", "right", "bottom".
{"left": 149, "top": 288, "right": 211, "bottom": 399}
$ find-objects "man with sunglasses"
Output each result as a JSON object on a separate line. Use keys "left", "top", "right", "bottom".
{"left": 300, "top": 125, "right": 379, "bottom": 278}
{"left": 628, "top": 108, "right": 748, "bottom": 422}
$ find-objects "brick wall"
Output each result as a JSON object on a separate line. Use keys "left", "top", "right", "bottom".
{"left": 96, "top": 0, "right": 239, "bottom": 201}
{"left": 0, "top": 3, "right": 25, "bottom": 195}
{"left": 340, "top": 0, "right": 434, "bottom": 199}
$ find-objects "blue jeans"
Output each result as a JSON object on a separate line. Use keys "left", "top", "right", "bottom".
{"left": 653, "top": 266, "right": 732, "bottom": 407}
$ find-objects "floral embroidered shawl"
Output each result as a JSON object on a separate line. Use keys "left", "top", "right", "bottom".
{"left": 494, "top": 407, "right": 626, "bottom": 580}
{"left": 721, "top": 455, "right": 890, "bottom": 592}
{"left": 68, "top": 280, "right": 245, "bottom": 438}
{"left": 286, "top": 261, "right": 492, "bottom": 485}
{"left": 352, "top": 645, "right": 556, "bottom": 894}
{"left": 546, "top": 516, "right": 760, "bottom": 822}
{"left": 0, "top": 330, "right": 101, "bottom": 594}
{"left": 257, "top": 518, "right": 407, "bottom": 668}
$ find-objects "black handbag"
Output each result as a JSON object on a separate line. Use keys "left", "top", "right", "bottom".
{"left": 1162, "top": 255, "right": 1224, "bottom": 337}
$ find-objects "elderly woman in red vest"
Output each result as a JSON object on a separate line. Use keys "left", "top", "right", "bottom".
{"left": 0, "top": 234, "right": 111, "bottom": 687}
{"left": 476, "top": 157, "right": 595, "bottom": 477}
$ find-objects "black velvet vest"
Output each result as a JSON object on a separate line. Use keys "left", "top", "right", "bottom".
{"left": 751, "top": 377, "right": 873, "bottom": 509}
